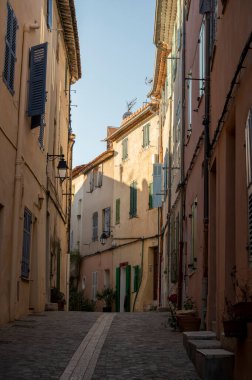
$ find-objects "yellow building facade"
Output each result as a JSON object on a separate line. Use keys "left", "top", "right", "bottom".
{"left": 0, "top": 0, "right": 81, "bottom": 324}
{"left": 71, "top": 103, "right": 160, "bottom": 312}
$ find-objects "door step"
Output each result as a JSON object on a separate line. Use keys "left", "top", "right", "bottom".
{"left": 183, "top": 331, "right": 234, "bottom": 379}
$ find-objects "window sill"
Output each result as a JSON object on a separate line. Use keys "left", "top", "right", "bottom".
{"left": 21, "top": 276, "right": 30, "bottom": 282}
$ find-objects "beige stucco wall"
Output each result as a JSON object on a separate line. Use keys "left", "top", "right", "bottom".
{"left": 0, "top": 0, "right": 76, "bottom": 324}
{"left": 71, "top": 112, "right": 159, "bottom": 311}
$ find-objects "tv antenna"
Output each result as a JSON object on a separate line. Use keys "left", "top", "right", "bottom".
{"left": 145, "top": 76, "right": 153, "bottom": 86}
{"left": 126, "top": 98, "right": 137, "bottom": 112}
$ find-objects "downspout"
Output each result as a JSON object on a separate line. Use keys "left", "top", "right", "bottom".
{"left": 201, "top": 10, "right": 211, "bottom": 330}
{"left": 10, "top": 23, "right": 40, "bottom": 321}
{"left": 178, "top": 0, "right": 186, "bottom": 310}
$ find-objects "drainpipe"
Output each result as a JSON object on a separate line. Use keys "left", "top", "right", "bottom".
{"left": 201, "top": 10, "right": 211, "bottom": 330}
{"left": 10, "top": 22, "right": 40, "bottom": 321}
{"left": 178, "top": 1, "right": 186, "bottom": 310}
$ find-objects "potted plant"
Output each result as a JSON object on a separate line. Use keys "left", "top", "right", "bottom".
{"left": 96, "top": 287, "right": 116, "bottom": 312}
{"left": 176, "top": 297, "right": 201, "bottom": 332}
{"left": 167, "top": 294, "right": 178, "bottom": 330}
{"left": 50, "top": 287, "right": 66, "bottom": 311}
{"left": 230, "top": 266, "right": 252, "bottom": 321}
{"left": 222, "top": 297, "right": 247, "bottom": 339}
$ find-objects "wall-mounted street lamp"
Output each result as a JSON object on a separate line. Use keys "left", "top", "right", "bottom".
{"left": 47, "top": 154, "right": 68, "bottom": 182}
{"left": 100, "top": 232, "right": 109, "bottom": 245}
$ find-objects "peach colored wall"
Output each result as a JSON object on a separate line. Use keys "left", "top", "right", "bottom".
{"left": 0, "top": 0, "right": 75, "bottom": 324}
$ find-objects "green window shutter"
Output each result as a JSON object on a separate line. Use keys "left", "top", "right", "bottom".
{"left": 134, "top": 265, "right": 140, "bottom": 292}
{"left": 143, "top": 124, "right": 150, "bottom": 147}
{"left": 149, "top": 183, "right": 153, "bottom": 209}
{"left": 122, "top": 138, "right": 128, "bottom": 160}
{"left": 130, "top": 182, "right": 137, "bottom": 217}
{"left": 125, "top": 265, "right": 131, "bottom": 312}
{"left": 115, "top": 267, "right": 120, "bottom": 312}
{"left": 115, "top": 198, "right": 120, "bottom": 224}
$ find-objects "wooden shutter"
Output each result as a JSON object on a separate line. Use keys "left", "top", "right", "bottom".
{"left": 115, "top": 198, "right": 120, "bottom": 224}
{"left": 143, "top": 124, "right": 150, "bottom": 147}
{"left": 134, "top": 265, "right": 140, "bottom": 292}
{"left": 28, "top": 43, "right": 48, "bottom": 119}
{"left": 115, "top": 267, "right": 120, "bottom": 312}
{"left": 92, "top": 212, "right": 98, "bottom": 241}
{"left": 125, "top": 265, "right": 131, "bottom": 312}
{"left": 153, "top": 164, "right": 162, "bottom": 208}
{"left": 47, "top": 0, "right": 53, "bottom": 30}
{"left": 148, "top": 183, "right": 153, "bottom": 209}
{"left": 3, "top": 3, "right": 18, "bottom": 93}
{"left": 104, "top": 207, "right": 110, "bottom": 235}
{"left": 21, "top": 208, "right": 32, "bottom": 278}
{"left": 122, "top": 138, "right": 128, "bottom": 160}
{"left": 130, "top": 181, "right": 137, "bottom": 217}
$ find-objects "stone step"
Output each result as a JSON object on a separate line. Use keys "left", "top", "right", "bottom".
{"left": 195, "top": 348, "right": 234, "bottom": 380}
{"left": 45, "top": 303, "right": 58, "bottom": 311}
{"left": 187, "top": 339, "right": 222, "bottom": 366}
{"left": 183, "top": 331, "right": 217, "bottom": 352}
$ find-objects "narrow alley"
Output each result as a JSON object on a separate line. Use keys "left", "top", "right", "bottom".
{"left": 0, "top": 311, "right": 199, "bottom": 380}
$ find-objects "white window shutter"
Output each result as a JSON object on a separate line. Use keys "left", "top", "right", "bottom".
{"left": 153, "top": 163, "right": 163, "bottom": 208}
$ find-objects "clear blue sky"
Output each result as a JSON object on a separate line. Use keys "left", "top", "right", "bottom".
{"left": 71, "top": 0, "right": 156, "bottom": 167}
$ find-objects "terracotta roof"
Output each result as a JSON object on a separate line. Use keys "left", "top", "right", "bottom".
{"left": 149, "top": 0, "right": 177, "bottom": 98}
{"left": 72, "top": 164, "right": 86, "bottom": 178}
{"left": 107, "top": 102, "right": 159, "bottom": 142}
{"left": 56, "top": 0, "right": 81, "bottom": 82}
{"left": 83, "top": 150, "right": 114, "bottom": 174}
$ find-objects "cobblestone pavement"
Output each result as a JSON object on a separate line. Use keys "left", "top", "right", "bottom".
{"left": 0, "top": 311, "right": 200, "bottom": 379}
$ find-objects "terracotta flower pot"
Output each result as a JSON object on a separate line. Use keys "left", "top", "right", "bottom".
{"left": 223, "top": 320, "right": 247, "bottom": 339}
{"left": 177, "top": 315, "right": 201, "bottom": 332}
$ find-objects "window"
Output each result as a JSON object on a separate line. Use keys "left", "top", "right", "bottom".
{"left": 115, "top": 198, "right": 120, "bottom": 224}
{"left": 47, "top": 0, "right": 53, "bottom": 30}
{"left": 3, "top": 3, "right": 18, "bottom": 94}
{"left": 153, "top": 164, "right": 162, "bottom": 208}
{"left": 122, "top": 138, "right": 128, "bottom": 161}
{"left": 28, "top": 43, "right": 48, "bottom": 129}
{"left": 38, "top": 114, "right": 45, "bottom": 149}
{"left": 187, "top": 72, "right": 192, "bottom": 133}
{"left": 142, "top": 124, "right": 150, "bottom": 148}
{"left": 102, "top": 207, "right": 111, "bottom": 236}
{"left": 190, "top": 199, "right": 198, "bottom": 268}
{"left": 92, "top": 272, "right": 98, "bottom": 300}
{"left": 129, "top": 181, "right": 137, "bottom": 217}
{"left": 89, "top": 165, "right": 103, "bottom": 192}
{"left": 199, "top": 22, "right": 205, "bottom": 97}
{"left": 104, "top": 269, "right": 110, "bottom": 288}
{"left": 21, "top": 208, "right": 32, "bottom": 279}
{"left": 92, "top": 212, "right": 98, "bottom": 241}
{"left": 148, "top": 183, "right": 153, "bottom": 209}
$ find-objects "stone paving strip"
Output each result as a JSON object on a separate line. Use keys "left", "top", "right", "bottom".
{"left": 60, "top": 313, "right": 115, "bottom": 380}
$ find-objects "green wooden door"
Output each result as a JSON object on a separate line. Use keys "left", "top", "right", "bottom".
{"left": 116, "top": 267, "right": 120, "bottom": 312}
{"left": 125, "top": 265, "right": 131, "bottom": 312}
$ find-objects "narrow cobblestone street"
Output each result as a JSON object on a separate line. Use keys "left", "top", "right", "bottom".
{"left": 0, "top": 311, "right": 199, "bottom": 379}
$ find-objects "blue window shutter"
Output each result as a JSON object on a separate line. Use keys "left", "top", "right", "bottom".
{"left": 47, "top": 0, "right": 53, "bottom": 30}
{"left": 153, "top": 164, "right": 162, "bottom": 208}
{"left": 21, "top": 208, "right": 32, "bottom": 278}
{"left": 28, "top": 43, "right": 48, "bottom": 119}
{"left": 3, "top": 3, "right": 18, "bottom": 93}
